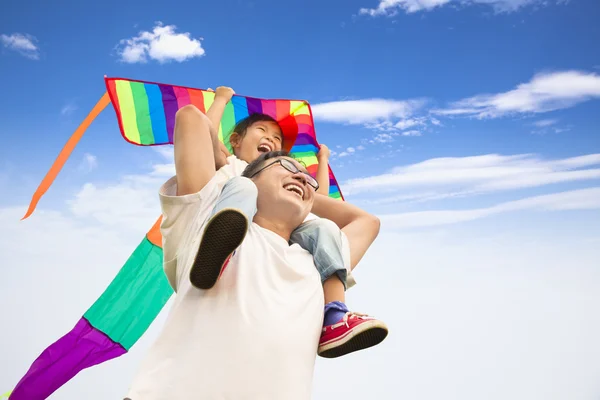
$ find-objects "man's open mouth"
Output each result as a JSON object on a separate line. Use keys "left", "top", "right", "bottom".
{"left": 283, "top": 183, "right": 304, "bottom": 199}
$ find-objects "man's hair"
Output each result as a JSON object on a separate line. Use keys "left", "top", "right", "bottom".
{"left": 233, "top": 113, "right": 283, "bottom": 143}
{"left": 242, "top": 150, "right": 290, "bottom": 179}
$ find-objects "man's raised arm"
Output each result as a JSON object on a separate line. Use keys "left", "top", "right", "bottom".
{"left": 173, "top": 105, "right": 218, "bottom": 196}
{"left": 310, "top": 194, "right": 380, "bottom": 270}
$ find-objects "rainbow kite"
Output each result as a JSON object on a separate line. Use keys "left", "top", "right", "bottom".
{"left": 9, "top": 77, "right": 344, "bottom": 399}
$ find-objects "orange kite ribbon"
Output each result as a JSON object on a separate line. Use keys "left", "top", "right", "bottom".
{"left": 21, "top": 92, "right": 110, "bottom": 220}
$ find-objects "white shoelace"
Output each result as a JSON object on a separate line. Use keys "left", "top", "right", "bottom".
{"left": 326, "top": 311, "right": 372, "bottom": 331}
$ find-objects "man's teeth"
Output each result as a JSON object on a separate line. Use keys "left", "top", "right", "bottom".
{"left": 284, "top": 184, "right": 304, "bottom": 198}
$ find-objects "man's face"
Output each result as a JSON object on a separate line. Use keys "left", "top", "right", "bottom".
{"left": 251, "top": 156, "right": 315, "bottom": 223}
{"left": 233, "top": 121, "right": 283, "bottom": 163}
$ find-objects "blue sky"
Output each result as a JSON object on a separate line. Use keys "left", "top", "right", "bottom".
{"left": 1, "top": 1, "right": 600, "bottom": 399}
{"left": 1, "top": 0, "right": 599, "bottom": 215}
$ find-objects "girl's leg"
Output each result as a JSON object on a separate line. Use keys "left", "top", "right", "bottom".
{"left": 290, "top": 219, "right": 388, "bottom": 358}
{"left": 189, "top": 176, "right": 258, "bottom": 289}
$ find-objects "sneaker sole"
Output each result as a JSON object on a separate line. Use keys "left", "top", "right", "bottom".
{"left": 189, "top": 208, "right": 248, "bottom": 290}
{"left": 318, "top": 320, "right": 389, "bottom": 359}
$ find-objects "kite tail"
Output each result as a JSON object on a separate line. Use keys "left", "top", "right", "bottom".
{"left": 21, "top": 92, "right": 110, "bottom": 220}
{"left": 9, "top": 218, "right": 173, "bottom": 400}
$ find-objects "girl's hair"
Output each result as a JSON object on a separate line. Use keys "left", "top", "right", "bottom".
{"left": 233, "top": 113, "right": 283, "bottom": 143}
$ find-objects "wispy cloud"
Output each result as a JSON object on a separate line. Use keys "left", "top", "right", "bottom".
{"left": 432, "top": 70, "right": 600, "bottom": 119}
{"left": 381, "top": 187, "right": 600, "bottom": 229}
{"left": 78, "top": 153, "right": 98, "bottom": 173}
{"left": 370, "top": 129, "right": 422, "bottom": 144}
{"left": 533, "top": 119, "right": 558, "bottom": 127}
{"left": 401, "top": 130, "right": 422, "bottom": 137}
{"left": 337, "top": 147, "right": 358, "bottom": 158}
{"left": 153, "top": 145, "right": 174, "bottom": 160}
{"left": 311, "top": 98, "right": 430, "bottom": 145}
{"left": 116, "top": 22, "right": 205, "bottom": 64}
{"left": 344, "top": 153, "right": 600, "bottom": 198}
{"left": 312, "top": 98, "right": 426, "bottom": 125}
{"left": 61, "top": 103, "right": 77, "bottom": 116}
{"left": 1, "top": 33, "right": 39, "bottom": 59}
{"left": 359, "top": 0, "right": 566, "bottom": 16}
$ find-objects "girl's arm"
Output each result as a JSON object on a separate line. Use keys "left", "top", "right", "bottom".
{"left": 315, "top": 144, "right": 330, "bottom": 196}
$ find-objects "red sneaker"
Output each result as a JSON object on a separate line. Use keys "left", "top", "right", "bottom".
{"left": 318, "top": 312, "right": 388, "bottom": 358}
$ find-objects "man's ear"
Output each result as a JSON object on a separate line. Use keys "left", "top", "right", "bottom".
{"left": 229, "top": 132, "right": 242, "bottom": 150}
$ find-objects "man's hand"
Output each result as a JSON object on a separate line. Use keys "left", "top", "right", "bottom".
{"left": 317, "top": 144, "right": 330, "bottom": 162}
{"left": 311, "top": 194, "right": 380, "bottom": 270}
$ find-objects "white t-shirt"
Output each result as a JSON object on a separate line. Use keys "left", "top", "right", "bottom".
{"left": 125, "top": 158, "right": 352, "bottom": 399}
{"left": 161, "top": 155, "right": 355, "bottom": 292}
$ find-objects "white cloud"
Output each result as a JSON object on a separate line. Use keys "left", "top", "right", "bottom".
{"left": 533, "top": 119, "right": 558, "bottom": 128}
{"left": 381, "top": 187, "right": 600, "bottom": 229}
{"left": 61, "top": 103, "right": 77, "bottom": 116}
{"left": 344, "top": 153, "right": 600, "bottom": 196}
{"left": 312, "top": 98, "right": 425, "bottom": 125}
{"left": 78, "top": 153, "right": 98, "bottom": 173}
{"left": 360, "top": 0, "right": 450, "bottom": 15}
{"left": 68, "top": 171, "right": 168, "bottom": 232}
{"left": 116, "top": 22, "right": 205, "bottom": 64}
{"left": 369, "top": 128, "right": 422, "bottom": 144}
{"left": 533, "top": 119, "right": 558, "bottom": 127}
{"left": 394, "top": 118, "right": 423, "bottom": 130}
{"left": 1, "top": 33, "right": 39, "bottom": 59}
{"left": 336, "top": 147, "right": 358, "bottom": 158}
{"left": 430, "top": 117, "right": 442, "bottom": 126}
{"left": 312, "top": 100, "right": 430, "bottom": 148}
{"left": 432, "top": 70, "right": 600, "bottom": 119}
{"left": 373, "top": 133, "right": 394, "bottom": 143}
{"left": 401, "top": 130, "right": 421, "bottom": 136}
{"left": 153, "top": 145, "right": 174, "bottom": 160}
{"left": 359, "top": 0, "right": 564, "bottom": 16}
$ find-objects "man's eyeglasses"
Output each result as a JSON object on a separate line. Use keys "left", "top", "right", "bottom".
{"left": 249, "top": 158, "right": 320, "bottom": 191}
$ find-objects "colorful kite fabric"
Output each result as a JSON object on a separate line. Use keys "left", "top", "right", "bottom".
{"left": 10, "top": 77, "right": 344, "bottom": 399}
{"left": 105, "top": 77, "right": 343, "bottom": 199}
{"left": 10, "top": 219, "right": 173, "bottom": 400}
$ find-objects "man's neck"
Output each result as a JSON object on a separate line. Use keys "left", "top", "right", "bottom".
{"left": 252, "top": 215, "right": 294, "bottom": 242}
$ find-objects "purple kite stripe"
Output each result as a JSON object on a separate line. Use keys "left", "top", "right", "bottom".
{"left": 246, "top": 97, "right": 263, "bottom": 115}
{"left": 10, "top": 318, "right": 126, "bottom": 400}
{"left": 293, "top": 133, "right": 317, "bottom": 145}
{"left": 159, "top": 85, "right": 178, "bottom": 143}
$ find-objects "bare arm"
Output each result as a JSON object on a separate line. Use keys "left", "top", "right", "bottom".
{"left": 205, "top": 87, "right": 235, "bottom": 169}
{"left": 315, "top": 144, "right": 330, "bottom": 196}
{"left": 173, "top": 105, "right": 217, "bottom": 196}
{"left": 311, "top": 194, "right": 380, "bottom": 270}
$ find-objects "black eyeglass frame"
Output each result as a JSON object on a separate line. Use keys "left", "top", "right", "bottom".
{"left": 248, "top": 158, "right": 320, "bottom": 191}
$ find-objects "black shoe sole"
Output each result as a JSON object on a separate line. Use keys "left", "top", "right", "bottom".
{"left": 189, "top": 209, "right": 248, "bottom": 290}
{"left": 319, "top": 326, "right": 389, "bottom": 359}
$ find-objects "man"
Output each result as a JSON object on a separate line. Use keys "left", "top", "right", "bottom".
{"left": 124, "top": 110, "right": 384, "bottom": 400}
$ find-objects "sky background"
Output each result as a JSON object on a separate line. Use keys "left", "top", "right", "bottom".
{"left": 1, "top": 0, "right": 600, "bottom": 399}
